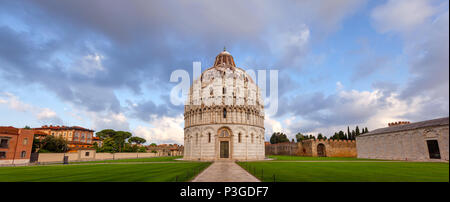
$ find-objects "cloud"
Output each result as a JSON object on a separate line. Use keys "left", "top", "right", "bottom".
{"left": 371, "top": 0, "right": 449, "bottom": 118}
{"left": 273, "top": 79, "right": 448, "bottom": 137}
{"left": 371, "top": 0, "right": 436, "bottom": 33}
{"left": 36, "top": 108, "right": 63, "bottom": 124}
{"left": 0, "top": 92, "right": 63, "bottom": 124}
{"left": 133, "top": 115, "right": 184, "bottom": 144}
{"left": 89, "top": 111, "right": 130, "bottom": 132}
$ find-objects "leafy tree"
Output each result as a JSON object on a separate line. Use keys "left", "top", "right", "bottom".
{"left": 138, "top": 147, "right": 147, "bottom": 153}
{"left": 40, "top": 135, "right": 68, "bottom": 153}
{"left": 355, "top": 126, "right": 360, "bottom": 137}
{"left": 338, "top": 131, "right": 345, "bottom": 140}
{"left": 24, "top": 125, "right": 31, "bottom": 129}
{"left": 317, "top": 133, "right": 323, "bottom": 140}
{"left": 347, "top": 126, "right": 351, "bottom": 139}
{"left": 150, "top": 143, "right": 157, "bottom": 146}
{"left": 270, "top": 132, "right": 289, "bottom": 144}
{"left": 128, "top": 136, "right": 147, "bottom": 145}
{"left": 96, "top": 129, "right": 132, "bottom": 152}
{"left": 295, "top": 133, "right": 305, "bottom": 142}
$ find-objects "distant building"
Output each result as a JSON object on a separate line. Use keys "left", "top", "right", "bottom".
{"left": 33, "top": 125, "right": 95, "bottom": 152}
{"left": 356, "top": 117, "right": 449, "bottom": 161}
{"left": 92, "top": 136, "right": 102, "bottom": 147}
{"left": 0, "top": 126, "right": 34, "bottom": 165}
{"left": 146, "top": 144, "right": 184, "bottom": 156}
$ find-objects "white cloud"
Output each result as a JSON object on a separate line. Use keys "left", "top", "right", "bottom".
{"left": 133, "top": 115, "right": 184, "bottom": 144}
{"left": 0, "top": 92, "right": 33, "bottom": 112}
{"left": 0, "top": 92, "right": 63, "bottom": 124}
{"left": 89, "top": 111, "right": 130, "bottom": 131}
{"left": 264, "top": 114, "right": 291, "bottom": 140}
{"left": 73, "top": 53, "right": 106, "bottom": 77}
{"left": 371, "top": 0, "right": 436, "bottom": 33}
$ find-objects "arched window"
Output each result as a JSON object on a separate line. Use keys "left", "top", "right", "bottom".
{"left": 247, "top": 111, "right": 250, "bottom": 120}
{"left": 210, "top": 88, "right": 214, "bottom": 96}
{"left": 223, "top": 87, "right": 226, "bottom": 94}
{"left": 208, "top": 133, "right": 211, "bottom": 143}
{"left": 238, "top": 133, "right": 242, "bottom": 143}
{"left": 251, "top": 134, "right": 254, "bottom": 143}
{"left": 223, "top": 108, "right": 227, "bottom": 118}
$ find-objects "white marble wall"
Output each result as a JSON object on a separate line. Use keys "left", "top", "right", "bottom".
{"left": 183, "top": 124, "right": 265, "bottom": 161}
{"left": 356, "top": 126, "right": 449, "bottom": 161}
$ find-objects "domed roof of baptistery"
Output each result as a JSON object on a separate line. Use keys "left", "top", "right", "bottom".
{"left": 199, "top": 48, "right": 255, "bottom": 85}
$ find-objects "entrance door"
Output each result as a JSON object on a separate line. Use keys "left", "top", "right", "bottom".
{"left": 317, "top": 143, "right": 326, "bottom": 157}
{"left": 220, "top": 141, "right": 229, "bottom": 158}
{"left": 427, "top": 140, "right": 441, "bottom": 159}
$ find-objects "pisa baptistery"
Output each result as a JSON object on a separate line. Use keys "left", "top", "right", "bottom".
{"left": 183, "top": 49, "right": 265, "bottom": 161}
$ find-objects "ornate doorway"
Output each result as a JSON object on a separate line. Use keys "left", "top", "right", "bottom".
{"left": 317, "top": 143, "right": 326, "bottom": 157}
{"left": 220, "top": 141, "right": 229, "bottom": 158}
{"left": 217, "top": 127, "right": 232, "bottom": 159}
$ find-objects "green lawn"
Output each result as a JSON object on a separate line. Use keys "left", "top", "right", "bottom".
{"left": 268, "top": 155, "right": 388, "bottom": 161}
{"left": 70, "top": 156, "right": 182, "bottom": 164}
{"left": 0, "top": 162, "right": 211, "bottom": 182}
{"left": 238, "top": 161, "right": 449, "bottom": 182}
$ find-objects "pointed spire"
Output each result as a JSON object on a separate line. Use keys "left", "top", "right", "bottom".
{"left": 223, "top": 46, "right": 226, "bottom": 52}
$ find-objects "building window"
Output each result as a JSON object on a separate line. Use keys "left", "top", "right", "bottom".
{"left": 238, "top": 133, "right": 242, "bottom": 143}
{"left": 208, "top": 133, "right": 211, "bottom": 143}
{"left": 223, "top": 87, "right": 226, "bottom": 94}
{"left": 251, "top": 134, "right": 254, "bottom": 143}
{"left": 210, "top": 88, "right": 214, "bottom": 96}
{"left": 247, "top": 112, "right": 250, "bottom": 120}
{"left": 21, "top": 151, "right": 26, "bottom": 158}
{"left": 0, "top": 139, "right": 9, "bottom": 148}
{"left": 223, "top": 108, "right": 227, "bottom": 118}
{"left": 0, "top": 152, "right": 6, "bottom": 158}
{"left": 85, "top": 152, "right": 90, "bottom": 156}
{"left": 23, "top": 138, "right": 28, "bottom": 145}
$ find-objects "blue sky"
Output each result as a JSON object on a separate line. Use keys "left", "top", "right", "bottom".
{"left": 0, "top": 0, "right": 448, "bottom": 144}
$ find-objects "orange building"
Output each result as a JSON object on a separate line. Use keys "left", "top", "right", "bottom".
{"left": 0, "top": 126, "right": 34, "bottom": 165}
{"left": 33, "top": 125, "right": 95, "bottom": 152}
{"left": 92, "top": 136, "right": 103, "bottom": 147}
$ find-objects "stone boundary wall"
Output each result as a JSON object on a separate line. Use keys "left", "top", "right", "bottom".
{"left": 0, "top": 151, "right": 172, "bottom": 166}
{"left": 265, "top": 139, "right": 357, "bottom": 157}
{"left": 36, "top": 151, "right": 162, "bottom": 163}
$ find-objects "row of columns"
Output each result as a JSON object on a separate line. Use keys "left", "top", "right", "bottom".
{"left": 185, "top": 108, "right": 264, "bottom": 128}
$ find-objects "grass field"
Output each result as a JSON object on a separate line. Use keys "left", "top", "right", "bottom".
{"left": 0, "top": 161, "right": 211, "bottom": 182}
{"left": 267, "top": 155, "right": 387, "bottom": 161}
{"left": 238, "top": 160, "right": 449, "bottom": 182}
{"left": 70, "top": 156, "right": 182, "bottom": 164}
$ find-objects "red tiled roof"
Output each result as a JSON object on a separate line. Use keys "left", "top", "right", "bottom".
{"left": 33, "top": 125, "right": 94, "bottom": 132}
{"left": 0, "top": 126, "right": 19, "bottom": 135}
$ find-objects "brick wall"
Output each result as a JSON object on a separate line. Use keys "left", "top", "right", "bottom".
{"left": 265, "top": 139, "right": 357, "bottom": 157}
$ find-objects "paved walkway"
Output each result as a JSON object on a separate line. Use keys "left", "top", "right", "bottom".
{"left": 192, "top": 161, "right": 260, "bottom": 182}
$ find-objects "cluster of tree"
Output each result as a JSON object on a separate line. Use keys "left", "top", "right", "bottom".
{"left": 34, "top": 135, "right": 69, "bottom": 153}
{"left": 295, "top": 133, "right": 327, "bottom": 142}
{"left": 93, "top": 129, "right": 147, "bottom": 153}
{"left": 329, "top": 126, "right": 369, "bottom": 140}
{"left": 269, "top": 132, "right": 290, "bottom": 144}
